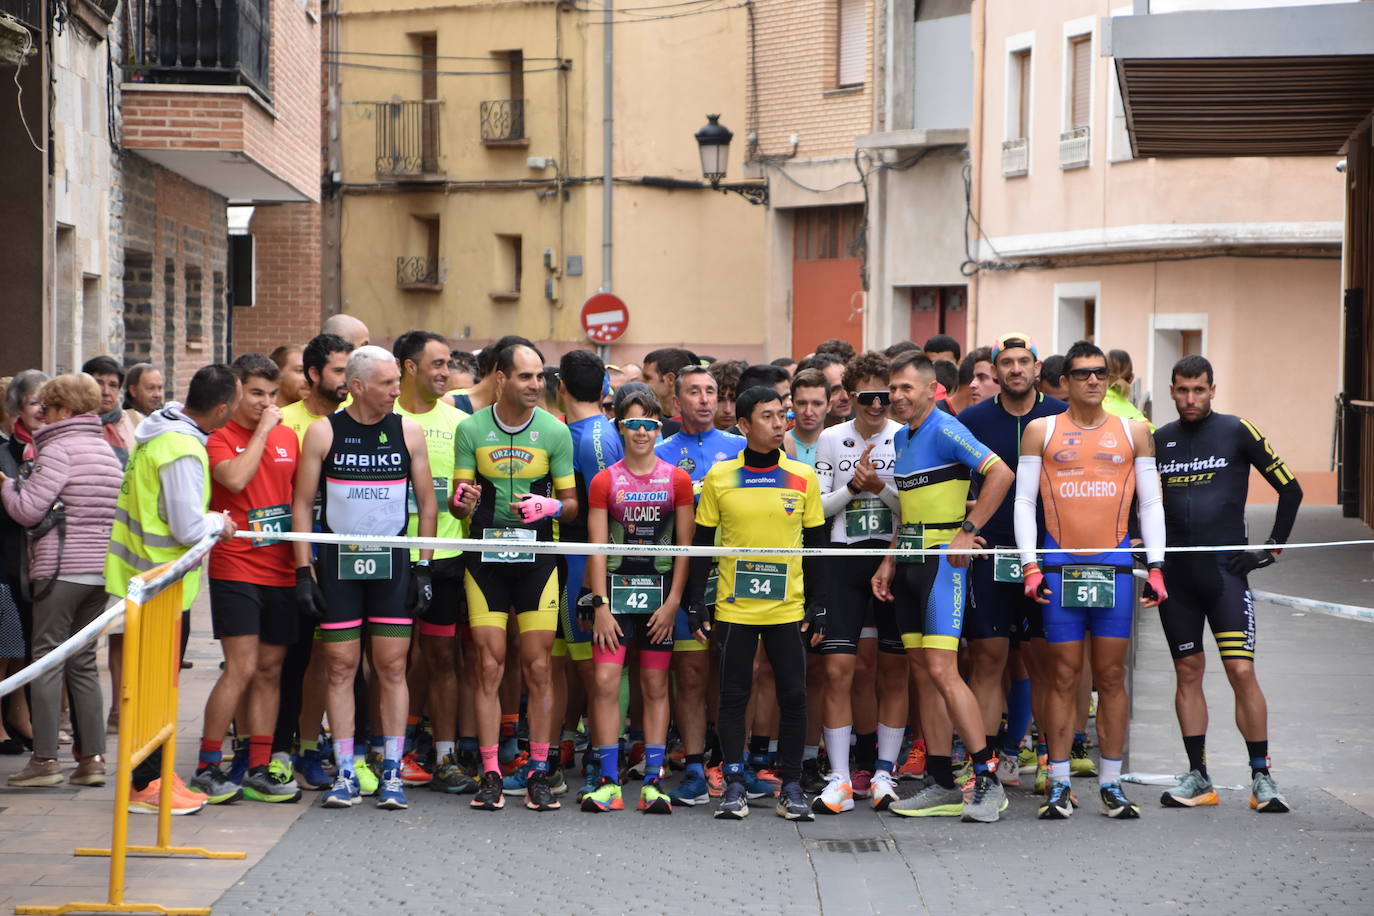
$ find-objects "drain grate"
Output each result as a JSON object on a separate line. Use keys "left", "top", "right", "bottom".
{"left": 807, "top": 837, "right": 896, "bottom": 854}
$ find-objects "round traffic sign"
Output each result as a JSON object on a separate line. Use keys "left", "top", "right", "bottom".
{"left": 580, "top": 293, "right": 629, "bottom": 343}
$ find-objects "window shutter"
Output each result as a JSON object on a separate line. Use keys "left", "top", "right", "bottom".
{"left": 1071, "top": 36, "right": 1091, "bottom": 129}
{"left": 838, "top": 0, "right": 865, "bottom": 88}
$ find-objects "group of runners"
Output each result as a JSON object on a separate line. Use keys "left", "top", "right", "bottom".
{"left": 184, "top": 320, "right": 1301, "bottom": 824}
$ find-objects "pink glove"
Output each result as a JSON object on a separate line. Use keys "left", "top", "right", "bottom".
{"left": 451, "top": 482, "right": 474, "bottom": 510}
{"left": 1144, "top": 567, "right": 1168, "bottom": 604}
{"left": 1022, "top": 562, "right": 1048, "bottom": 603}
{"left": 514, "top": 493, "right": 561, "bottom": 523}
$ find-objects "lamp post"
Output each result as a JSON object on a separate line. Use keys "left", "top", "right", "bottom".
{"left": 694, "top": 114, "right": 767, "bottom": 205}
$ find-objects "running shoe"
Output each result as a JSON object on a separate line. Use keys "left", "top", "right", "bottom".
{"left": 456, "top": 748, "right": 480, "bottom": 779}
{"left": 399, "top": 751, "right": 432, "bottom": 786}
{"left": 526, "top": 770, "right": 561, "bottom": 811}
{"left": 1038, "top": 781, "right": 1074, "bottom": 820}
{"left": 501, "top": 749, "right": 529, "bottom": 779}
{"left": 776, "top": 781, "right": 813, "bottom": 821}
{"left": 851, "top": 769, "right": 873, "bottom": 799}
{"left": 69, "top": 755, "right": 107, "bottom": 787}
{"left": 957, "top": 762, "right": 975, "bottom": 793}
{"left": 742, "top": 770, "right": 777, "bottom": 800}
{"left": 355, "top": 759, "right": 379, "bottom": 797}
{"left": 268, "top": 754, "right": 297, "bottom": 789}
{"left": 1070, "top": 740, "right": 1097, "bottom": 777}
{"left": 1161, "top": 769, "right": 1218, "bottom": 808}
{"left": 576, "top": 763, "right": 599, "bottom": 803}
{"left": 1100, "top": 781, "right": 1140, "bottom": 819}
{"left": 666, "top": 740, "right": 686, "bottom": 770}
{"left": 581, "top": 777, "right": 623, "bottom": 812}
{"left": 502, "top": 764, "right": 531, "bottom": 796}
{"left": 321, "top": 772, "right": 361, "bottom": 808}
{"left": 376, "top": 765, "right": 408, "bottom": 810}
{"left": 243, "top": 765, "right": 302, "bottom": 803}
{"left": 1017, "top": 746, "right": 1038, "bottom": 774}
{"left": 870, "top": 770, "right": 899, "bottom": 811}
{"left": 997, "top": 752, "right": 1021, "bottom": 787}
{"left": 128, "top": 778, "right": 205, "bottom": 815}
{"left": 188, "top": 764, "right": 243, "bottom": 805}
{"left": 889, "top": 781, "right": 964, "bottom": 818}
{"left": 471, "top": 771, "right": 505, "bottom": 810}
{"left": 753, "top": 766, "right": 783, "bottom": 789}
{"left": 431, "top": 753, "right": 479, "bottom": 794}
{"left": 951, "top": 736, "right": 967, "bottom": 766}
{"left": 812, "top": 772, "right": 854, "bottom": 814}
{"left": 800, "top": 757, "right": 827, "bottom": 795}
{"left": 706, "top": 764, "right": 725, "bottom": 797}
{"left": 293, "top": 749, "right": 332, "bottom": 791}
{"left": 669, "top": 771, "right": 710, "bottom": 807}
{"left": 961, "top": 772, "right": 1008, "bottom": 823}
{"left": 714, "top": 778, "right": 749, "bottom": 820}
{"left": 1033, "top": 754, "right": 1049, "bottom": 794}
{"left": 1250, "top": 771, "right": 1290, "bottom": 813}
{"left": 498, "top": 736, "right": 521, "bottom": 769}
{"left": 559, "top": 739, "right": 576, "bottom": 771}
{"left": 626, "top": 742, "right": 647, "bottom": 780}
{"left": 548, "top": 768, "right": 569, "bottom": 796}
{"left": 638, "top": 781, "right": 673, "bottom": 815}
{"left": 897, "top": 743, "right": 927, "bottom": 781}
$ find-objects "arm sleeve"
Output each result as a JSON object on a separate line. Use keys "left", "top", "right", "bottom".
{"left": 159, "top": 456, "right": 225, "bottom": 546}
{"left": 801, "top": 524, "right": 833, "bottom": 608}
{"left": 683, "top": 523, "right": 717, "bottom": 607}
{"left": 1134, "top": 457, "right": 1166, "bottom": 566}
{"left": 1239, "top": 418, "right": 1303, "bottom": 544}
{"left": 1014, "top": 455, "right": 1042, "bottom": 566}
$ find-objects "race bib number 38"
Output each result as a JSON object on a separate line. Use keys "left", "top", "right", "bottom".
{"left": 481, "top": 528, "right": 535, "bottom": 564}
{"left": 732, "top": 560, "right": 789, "bottom": 601}
{"left": 1061, "top": 566, "right": 1116, "bottom": 608}
{"left": 338, "top": 544, "right": 393, "bottom": 580}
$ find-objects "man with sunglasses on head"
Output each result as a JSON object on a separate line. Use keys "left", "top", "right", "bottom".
{"left": 1014, "top": 339, "right": 1168, "bottom": 821}
{"left": 810, "top": 351, "right": 905, "bottom": 814}
{"left": 957, "top": 334, "right": 1065, "bottom": 792}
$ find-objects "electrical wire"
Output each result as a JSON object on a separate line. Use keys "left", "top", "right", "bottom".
{"left": 325, "top": 49, "right": 563, "bottom": 62}
{"left": 329, "top": 60, "right": 566, "bottom": 76}
{"left": 578, "top": 0, "right": 747, "bottom": 24}
{"left": 10, "top": 24, "right": 45, "bottom": 153}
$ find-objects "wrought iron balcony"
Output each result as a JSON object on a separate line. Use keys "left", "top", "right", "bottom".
{"left": 375, "top": 100, "right": 443, "bottom": 178}
{"left": 0, "top": 0, "right": 41, "bottom": 28}
{"left": 480, "top": 99, "right": 526, "bottom": 145}
{"left": 1001, "top": 137, "right": 1029, "bottom": 178}
{"left": 397, "top": 256, "right": 444, "bottom": 292}
{"left": 1059, "top": 126, "right": 1090, "bottom": 170}
{"left": 126, "top": 0, "right": 272, "bottom": 99}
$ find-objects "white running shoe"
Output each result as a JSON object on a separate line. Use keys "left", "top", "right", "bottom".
{"left": 870, "top": 770, "right": 899, "bottom": 811}
{"left": 811, "top": 772, "right": 854, "bottom": 814}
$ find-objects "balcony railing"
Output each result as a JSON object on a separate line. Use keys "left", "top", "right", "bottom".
{"left": 0, "top": 0, "right": 41, "bottom": 28}
{"left": 375, "top": 100, "right": 443, "bottom": 178}
{"left": 480, "top": 99, "right": 526, "bottom": 144}
{"left": 397, "top": 256, "right": 444, "bottom": 291}
{"left": 127, "top": 0, "right": 272, "bottom": 100}
{"left": 1059, "top": 126, "right": 1090, "bottom": 170}
{"left": 1001, "top": 138, "right": 1029, "bottom": 177}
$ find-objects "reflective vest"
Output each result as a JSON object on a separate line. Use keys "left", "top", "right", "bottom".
{"left": 104, "top": 430, "right": 210, "bottom": 610}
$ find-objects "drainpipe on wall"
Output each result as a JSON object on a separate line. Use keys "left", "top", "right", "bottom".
{"left": 966, "top": 0, "right": 986, "bottom": 347}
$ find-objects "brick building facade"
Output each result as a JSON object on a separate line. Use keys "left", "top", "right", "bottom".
{"left": 234, "top": 203, "right": 323, "bottom": 357}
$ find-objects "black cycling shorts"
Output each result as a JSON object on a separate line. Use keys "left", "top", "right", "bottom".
{"left": 208, "top": 578, "right": 297, "bottom": 646}
{"left": 315, "top": 544, "right": 413, "bottom": 639}
{"left": 968, "top": 555, "right": 1032, "bottom": 642}
{"left": 1158, "top": 552, "right": 1256, "bottom": 661}
{"left": 813, "top": 546, "right": 896, "bottom": 656}
{"left": 418, "top": 555, "right": 466, "bottom": 637}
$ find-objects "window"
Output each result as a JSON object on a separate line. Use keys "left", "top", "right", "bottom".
{"left": 1002, "top": 35, "right": 1033, "bottom": 177}
{"left": 1067, "top": 35, "right": 1091, "bottom": 130}
{"left": 836, "top": 0, "right": 865, "bottom": 89}
{"left": 793, "top": 205, "right": 863, "bottom": 261}
{"left": 491, "top": 234, "right": 522, "bottom": 301}
{"left": 1054, "top": 282, "right": 1100, "bottom": 353}
{"left": 481, "top": 50, "right": 527, "bottom": 143}
{"left": 398, "top": 216, "right": 442, "bottom": 290}
{"left": 1060, "top": 21, "right": 1093, "bottom": 169}
{"left": 1010, "top": 48, "right": 1031, "bottom": 140}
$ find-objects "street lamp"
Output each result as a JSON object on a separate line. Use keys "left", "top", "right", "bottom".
{"left": 695, "top": 114, "right": 733, "bottom": 188}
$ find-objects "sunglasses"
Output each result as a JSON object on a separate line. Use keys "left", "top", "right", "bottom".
{"left": 854, "top": 390, "right": 891, "bottom": 406}
{"left": 1067, "top": 367, "right": 1109, "bottom": 381}
{"left": 620, "top": 418, "right": 662, "bottom": 432}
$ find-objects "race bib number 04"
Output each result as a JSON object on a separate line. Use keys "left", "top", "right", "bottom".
{"left": 338, "top": 544, "right": 393, "bottom": 581}
{"left": 610, "top": 575, "right": 664, "bottom": 615}
{"left": 993, "top": 552, "right": 1022, "bottom": 583}
{"left": 1061, "top": 566, "right": 1116, "bottom": 608}
{"left": 247, "top": 504, "right": 290, "bottom": 547}
{"left": 481, "top": 528, "right": 536, "bottom": 564}
{"left": 732, "top": 560, "right": 789, "bottom": 601}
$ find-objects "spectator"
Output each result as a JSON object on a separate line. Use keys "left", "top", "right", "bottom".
{"left": 0, "top": 376, "right": 31, "bottom": 755}
{"left": 1, "top": 373, "right": 123, "bottom": 787}
{"left": 1104, "top": 347, "right": 1153, "bottom": 430}
{"left": 124, "top": 363, "right": 165, "bottom": 419}
{"left": 269, "top": 346, "right": 308, "bottom": 408}
{"left": 1038, "top": 354, "right": 1069, "bottom": 400}
{"left": 81, "top": 356, "right": 138, "bottom": 462}
{"left": 923, "top": 334, "right": 961, "bottom": 364}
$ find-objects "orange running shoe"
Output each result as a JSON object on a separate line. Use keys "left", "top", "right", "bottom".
{"left": 706, "top": 764, "right": 725, "bottom": 797}
{"left": 129, "top": 778, "right": 206, "bottom": 815}
{"left": 501, "top": 750, "right": 529, "bottom": 778}
{"left": 400, "top": 752, "right": 432, "bottom": 786}
{"left": 897, "top": 741, "right": 927, "bottom": 781}
{"left": 754, "top": 766, "right": 783, "bottom": 789}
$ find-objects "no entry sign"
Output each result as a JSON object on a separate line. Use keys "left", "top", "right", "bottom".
{"left": 581, "top": 293, "right": 629, "bottom": 344}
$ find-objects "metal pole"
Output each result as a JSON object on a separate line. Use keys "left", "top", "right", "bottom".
{"left": 601, "top": 0, "right": 613, "bottom": 296}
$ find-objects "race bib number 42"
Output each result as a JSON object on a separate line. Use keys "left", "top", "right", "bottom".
{"left": 610, "top": 575, "right": 664, "bottom": 615}
{"left": 1061, "top": 566, "right": 1116, "bottom": 608}
{"left": 732, "top": 560, "right": 789, "bottom": 601}
{"left": 338, "top": 544, "right": 392, "bottom": 580}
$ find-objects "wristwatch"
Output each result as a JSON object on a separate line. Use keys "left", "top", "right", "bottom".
{"left": 591, "top": 595, "right": 608, "bottom": 609}
{"left": 960, "top": 520, "right": 980, "bottom": 536}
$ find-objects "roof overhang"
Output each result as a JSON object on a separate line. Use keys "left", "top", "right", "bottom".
{"left": 1104, "top": 2, "right": 1374, "bottom": 158}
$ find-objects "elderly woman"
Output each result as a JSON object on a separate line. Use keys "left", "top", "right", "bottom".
{"left": 1, "top": 373, "right": 123, "bottom": 787}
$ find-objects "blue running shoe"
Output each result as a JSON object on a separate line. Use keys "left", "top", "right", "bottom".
{"left": 321, "top": 772, "right": 360, "bottom": 808}
{"left": 293, "top": 749, "right": 332, "bottom": 791}
{"left": 575, "top": 763, "right": 599, "bottom": 803}
{"left": 714, "top": 778, "right": 749, "bottom": 820}
{"left": 743, "top": 770, "right": 777, "bottom": 800}
{"left": 669, "top": 772, "right": 710, "bottom": 807}
{"left": 376, "top": 763, "right": 408, "bottom": 810}
{"left": 503, "top": 764, "right": 531, "bottom": 796}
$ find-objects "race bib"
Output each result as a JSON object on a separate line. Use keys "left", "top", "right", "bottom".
{"left": 704, "top": 568, "right": 719, "bottom": 606}
{"left": 481, "top": 528, "right": 535, "bottom": 564}
{"left": 407, "top": 478, "right": 450, "bottom": 515}
{"left": 993, "top": 552, "right": 1023, "bottom": 583}
{"left": 844, "top": 497, "right": 894, "bottom": 540}
{"left": 895, "top": 524, "right": 925, "bottom": 564}
{"left": 247, "top": 504, "right": 290, "bottom": 547}
{"left": 732, "top": 560, "right": 789, "bottom": 601}
{"left": 610, "top": 574, "right": 664, "bottom": 615}
{"left": 1061, "top": 566, "right": 1116, "bottom": 608}
{"left": 338, "top": 544, "right": 393, "bottom": 580}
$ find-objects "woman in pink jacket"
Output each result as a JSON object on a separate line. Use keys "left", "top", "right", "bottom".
{"left": 0, "top": 373, "right": 124, "bottom": 787}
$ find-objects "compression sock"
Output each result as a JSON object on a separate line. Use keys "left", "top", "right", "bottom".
{"left": 479, "top": 744, "right": 499, "bottom": 776}
{"left": 928, "top": 754, "right": 955, "bottom": 790}
{"left": 384, "top": 736, "right": 403, "bottom": 765}
{"left": 248, "top": 735, "right": 272, "bottom": 770}
{"left": 595, "top": 745, "right": 619, "bottom": 782}
{"left": 1246, "top": 740, "right": 1270, "bottom": 776}
{"left": 876, "top": 724, "right": 905, "bottom": 772}
{"left": 644, "top": 744, "right": 666, "bottom": 783}
{"left": 1005, "top": 678, "right": 1032, "bottom": 755}
{"left": 685, "top": 753, "right": 705, "bottom": 779}
{"left": 1049, "top": 758, "right": 1070, "bottom": 787}
{"left": 986, "top": 735, "right": 1001, "bottom": 759}
{"left": 823, "top": 727, "right": 853, "bottom": 782}
{"left": 854, "top": 731, "right": 878, "bottom": 772}
{"left": 971, "top": 745, "right": 999, "bottom": 783}
{"left": 198, "top": 738, "right": 223, "bottom": 771}
{"left": 1183, "top": 734, "right": 1209, "bottom": 779}
{"left": 1099, "top": 756, "right": 1122, "bottom": 787}
{"left": 500, "top": 714, "right": 518, "bottom": 741}
{"left": 530, "top": 741, "right": 550, "bottom": 774}
{"left": 336, "top": 738, "right": 356, "bottom": 776}
{"left": 435, "top": 741, "right": 455, "bottom": 760}
{"left": 748, "top": 735, "right": 770, "bottom": 769}
{"left": 459, "top": 736, "right": 479, "bottom": 754}
{"left": 404, "top": 716, "right": 421, "bottom": 754}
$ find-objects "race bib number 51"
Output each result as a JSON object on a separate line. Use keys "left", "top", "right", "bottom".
{"left": 1061, "top": 566, "right": 1116, "bottom": 608}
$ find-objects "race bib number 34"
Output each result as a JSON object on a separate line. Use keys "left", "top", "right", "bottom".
{"left": 610, "top": 575, "right": 664, "bottom": 615}
{"left": 481, "top": 528, "right": 535, "bottom": 564}
{"left": 732, "top": 560, "right": 789, "bottom": 601}
{"left": 1061, "top": 566, "right": 1116, "bottom": 608}
{"left": 338, "top": 544, "right": 393, "bottom": 580}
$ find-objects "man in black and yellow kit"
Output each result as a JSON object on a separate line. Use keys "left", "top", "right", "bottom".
{"left": 683, "top": 385, "right": 831, "bottom": 821}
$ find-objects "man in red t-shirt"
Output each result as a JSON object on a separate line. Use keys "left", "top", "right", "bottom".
{"left": 189, "top": 354, "right": 302, "bottom": 806}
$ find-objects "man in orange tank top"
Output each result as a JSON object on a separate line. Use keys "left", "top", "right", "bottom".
{"left": 1013, "top": 340, "right": 1168, "bottom": 821}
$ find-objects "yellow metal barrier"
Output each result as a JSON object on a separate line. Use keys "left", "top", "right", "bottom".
{"left": 17, "top": 549, "right": 245, "bottom": 916}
